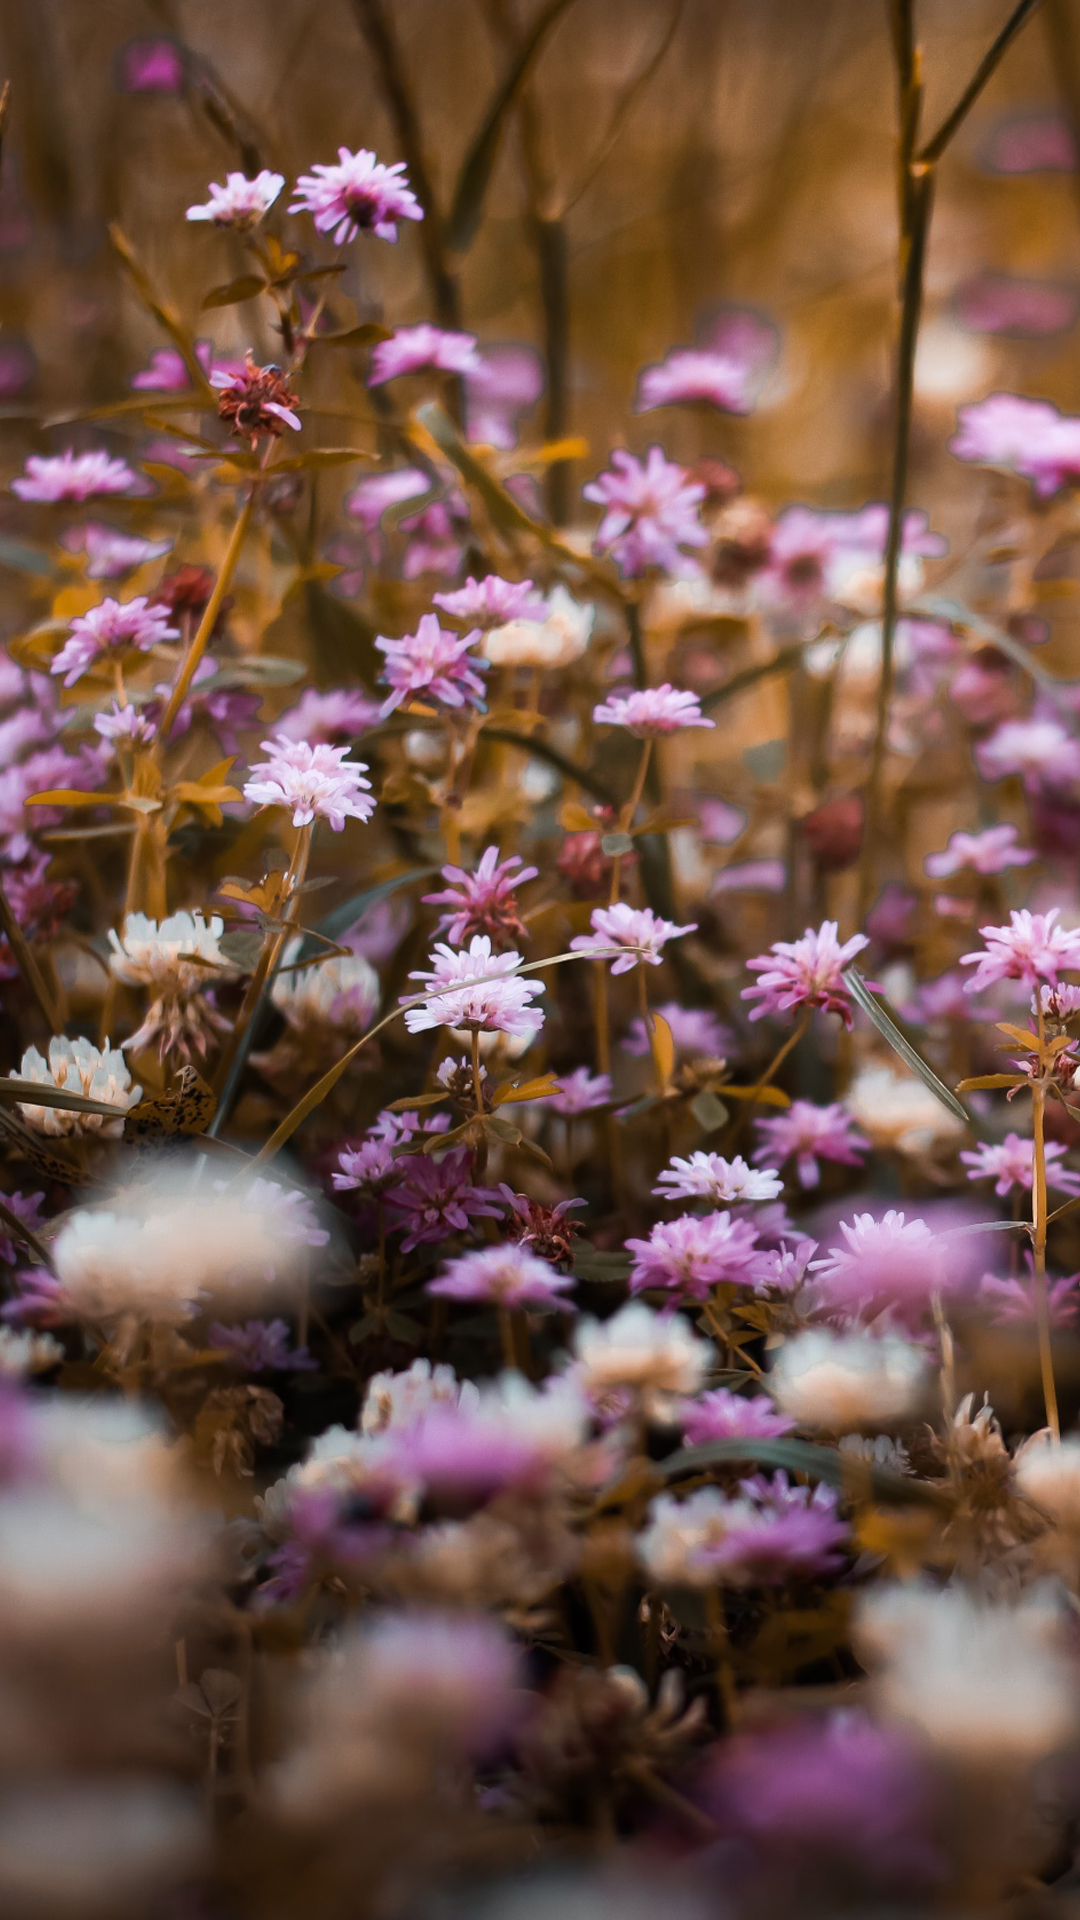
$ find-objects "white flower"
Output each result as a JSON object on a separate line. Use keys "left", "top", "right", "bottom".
{"left": 654, "top": 1151, "right": 782, "bottom": 1205}
{"left": 637, "top": 1486, "right": 741, "bottom": 1587}
{"left": 482, "top": 585, "right": 594, "bottom": 668}
{"left": 14, "top": 1036, "right": 140, "bottom": 1138}
{"left": 571, "top": 1301, "right": 711, "bottom": 1419}
{"left": 272, "top": 946, "right": 379, "bottom": 1035}
{"left": 259, "top": 1426, "right": 415, "bottom": 1533}
{"left": 844, "top": 1062, "right": 965, "bottom": 1155}
{"left": 108, "top": 910, "right": 234, "bottom": 1055}
{"left": 856, "top": 1583, "right": 1080, "bottom": 1765}
{"left": 360, "top": 1357, "right": 465, "bottom": 1435}
{"left": 768, "top": 1327, "right": 928, "bottom": 1431}
{"left": 186, "top": 169, "right": 285, "bottom": 227}
{"left": 0, "top": 1327, "right": 62, "bottom": 1378}
{"left": 1014, "top": 1433, "right": 1080, "bottom": 1530}
{"left": 0, "top": 1491, "right": 207, "bottom": 1643}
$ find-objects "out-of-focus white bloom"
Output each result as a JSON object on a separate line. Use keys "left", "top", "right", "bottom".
{"left": 1014, "top": 1433, "right": 1080, "bottom": 1530}
{"left": 259, "top": 1425, "right": 416, "bottom": 1532}
{"left": 186, "top": 168, "right": 285, "bottom": 227}
{"left": 571, "top": 1301, "right": 711, "bottom": 1420}
{"left": 107, "top": 911, "right": 234, "bottom": 1055}
{"left": 0, "top": 1327, "right": 62, "bottom": 1378}
{"left": 360, "top": 1357, "right": 466, "bottom": 1434}
{"left": 844, "top": 1061, "right": 966, "bottom": 1155}
{"left": 272, "top": 945, "right": 379, "bottom": 1035}
{"left": 0, "top": 1491, "right": 208, "bottom": 1643}
{"left": 29, "top": 1397, "right": 184, "bottom": 1510}
{"left": 838, "top": 1433, "right": 912, "bottom": 1476}
{"left": 14, "top": 1036, "right": 140, "bottom": 1138}
{"left": 769, "top": 1327, "right": 928, "bottom": 1431}
{"left": 482, "top": 585, "right": 594, "bottom": 668}
{"left": 856, "top": 1583, "right": 1080, "bottom": 1765}
{"left": 637, "top": 1486, "right": 738, "bottom": 1587}
{"left": 0, "top": 1780, "right": 203, "bottom": 1913}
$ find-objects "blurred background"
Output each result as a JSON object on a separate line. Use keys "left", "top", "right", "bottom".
{"left": 3, "top": 0, "right": 1080, "bottom": 562}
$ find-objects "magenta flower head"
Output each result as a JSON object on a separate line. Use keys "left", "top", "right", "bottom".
{"left": 636, "top": 345, "right": 755, "bottom": 415}
{"left": 961, "top": 908, "right": 1080, "bottom": 993}
{"left": 243, "top": 735, "right": 376, "bottom": 830}
{"left": 549, "top": 1068, "right": 613, "bottom": 1115}
{"left": 433, "top": 575, "right": 544, "bottom": 628}
{"left": 117, "top": 37, "right": 184, "bottom": 93}
{"left": 186, "top": 170, "right": 285, "bottom": 229}
{"left": 592, "top": 683, "right": 715, "bottom": 736}
{"left": 925, "top": 823, "right": 1036, "bottom": 877}
{"left": 583, "top": 446, "right": 707, "bottom": 576}
{"left": 289, "top": 147, "right": 423, "bottom": 244}
{"left": 63, "top": 523, "right": 172, "bottom": 580}
{"left": 94, "top": 702, "right": 158, "bottom": 749}
{"left": 626, "top": 1210, "right": 764, "bottom": 1302}
{"left": 403, "top": 935, "right": 544, "bottom": 1041}
{"left": 754, "top": 1100, "right": 868, "bottom": 1190}
{"left": 961, "top": 1133, "right": 1080, "bottom": 1199}
{"left": 949, "top": 391, "right": 1080, "bottom": 495}
{"left": 423, "top": 846, "right": 538, "bottom": 949}
{"left": 384, "top": 1149, "right": 504, "bottom": 1252}
{"left": 211, "top": 354, "right": 301, "bottom": 449}
{"left": 12, "top": 449, "right": 140, "bottom": 503}
{"left": 808, "top": 1210, "right": 948, "bottom": 1326}
{"left": 680, "top": 1387, "right": 795, "bottom": 1446}
{"left": 570, "top": 902, "right": 697, "bottom": 975}
{"left": 743, "top": 921, "right": 869, "bottom": 1026}
{"left": 51, "top": 596, "right": 179, "bottom": 688}
{"left": 376, "top": 613, "right": 487, "bottom": 718}
{"left": 369, "top": 325, "right": 482, "bottom": 387}
{"left": 428, "top": 1242, "right": 574, "bottom": 1309}
{"left": 976, "top": 716, "right": 1080, "bottom": 790}
{"left": 623, "top": 1000, "right": 731, "bottom": 1061}
{"left": 273, "top": 687, "right": 381, "bottom": 747}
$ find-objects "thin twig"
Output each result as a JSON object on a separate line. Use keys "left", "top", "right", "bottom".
{"left": 918, "top": 0, "right": 1045, "bottom": 165}
{"left": 0, "top": 876, "right": 62, "bottom": 1033}
{"left": 560, "top": 0, "right": 685, "bottom": 216}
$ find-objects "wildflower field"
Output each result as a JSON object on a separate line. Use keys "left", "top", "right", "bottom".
{"left": 8, "top": 0, "right": 1080, "bottom": 1913}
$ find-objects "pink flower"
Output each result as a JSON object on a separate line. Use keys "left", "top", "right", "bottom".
{"left": 680, "top": 1388, "right": 795, "bottom": 1445}
{"left": 376, "top": 613, "right": 487, "bottom": 717}
{"left": 289, "top": 148, "right": 423, "bottom": 244}
{"left": 463, "top": 345, "right": 543, "bottom": 448}
{"left": 93, "top": 702, "right": 158, "bottom": 748}
{"left": 433, "top": 575, "right": 544, "bottom": 628}
{"left": 117, "top": 37, "right": 184, "bottom": 93}
{"left": 548, "top": 1068, "right": 613, "bottom": 1115}
{"left": 345, "top": 466, "right": 430, "bottom": 529}
{"left": 243, "top": 735, "right": 376, "bottom": 831}
{"left": 626, "top": 1210, "right": 764, "bottom": 1301}
{"left": 332, "top": 1109, "right": 447, "bottom": 1194}
{"left": 592, "top": 683, "right": 715, "bottom": 735}
{"left": 961, "top": 1133, "right": 1080, "bottom": 1199}
{"left": 583, "top": 446, "right": 707, "bottom": 577}
{"left": 636, "top": 345, "right": 755, "bottom": 414}
{"left": 623, "top": 1001, "right": 731, "bottom": 1060}
{"left": 390, "top": 1373, "right": 587, "bottom": 1505}
{"left": 808, "top": 1211, "right": 947, "bottom": 1324}
{"left": 369, "top": 325, "right": 481, "bottom": 387}
{"left": 384, "top": 1150, "right": 504, "bottom": 1252}
{"left": 51, "top": 596, "right": 179, "bottom": 687}
{"left": 186, "top": 170, "right": 285, "bottom": 228}
{"left": 428, "top": 1242, "right": 574, "bottom": 1308}
{"left": 211, "top": 356, "right": 301, "bottom": 445}
{"left": 925, "top": 823, "right": 1036, "bottom": 877}
{"left": 754, "top": 1101, "right": 869, "bottom": 1189}
{"left": 570, "top": 902, "right": 697, "bottom": 974}
{"left": 743, "top": 921, "right": 869, "bottom": 1025}
{"left": 977, "top": 716, "right": 1080, "bottom": 789}
{"left": 423, "top": 846, "right": 538, "bottom": 949}
{"left": 950, "top": 391, "right": 1080, "bottom": 495}
{"left": 961, "top": 908, "right": 1080, "bottom": 992}
{"left": 62, "top": 523, "right": 172, "bottom": 579}
{"left": 273, "top": 687, "right": 381, "bottom": 746}
{"left": 711, "top": 1473, "right": 848, "bottom": 1583}
{"left": 979, "top": 1266, "right": 1080, "bottom": 1328}
{"left": 654, "top": 1151, "right": 783, "bottom": 1205}
{"left": 12, "top": 449, "right": 140, "bottom": 503}
{"left": 403, "top": 935, "right": 544, "bottom": 1040}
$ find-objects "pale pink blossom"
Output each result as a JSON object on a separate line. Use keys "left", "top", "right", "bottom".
{"left": 592, "top": 683, "right": 715, "bottom": 735}
{"left": 925, "top": 824, "right": 1035, "bottom": 877}
{"left": 273, "top": 687, "right": 381, "bottom": 746}
{"left": 369, "top": 325, "right": 481, "bottom": 387}
{"left": 962, "top": 908, "right": 1080, "bottom": 992}
{"left": 961, "top": 1133, "right": 1080, "bottom": 1198}
{"left": 808, "top": 1211, "right": 947, "bottom": 1324}
{"left": 243, "top": 735, "right": 376, "bottom": 831}
{"left": 654, "top": 1151, "right": 782, "bottom": 1205}
{"left": 980, "top": 1267, "right": 1080, "bottom": 1329}
{"left": 583, "top": 446, "right": 707, "bottom": 577}
{"left": 403, "top": 935, "right": 544, "bottom": 1040}
{"left": 743, "top": 921, "right": 869, "bottom": 1025}
{"left": 754, "top": 1100, "right": 869, "bottom": 1189}
{"left": 433, "top": 575, "right": 544, "bottom": 628}
{"left": 636, "top": 346, "right": 754, "bottom": 414}
{"left": 63, "top": 524, "right": 172, "bottom": 579}
{"left": 51, "top": 596, "right": 179, "bottom": 687}
{"left": 423, "top": 846, "right": 538, "bottom": 949}
{"left": 623, "top": 1001, "right": 731, "bottom": 1060}
{"left": 93, "top": 702, "right": 158, "bottom": 748}
{"left": 428, "top": 1243, "right": 574, "bottom": 1309}
{"left": 289, "top": 148, "right": 423, "bottom": 244}
{"left": 12, "top": 449, "right": 140, "bottom": 503}
{"left": 570, "top": 902, "right": 696, "bottom": 974}
{"left": 680, "top": 1388, "right": 795, "bottom": 1445}
{"left": 626, "top": 1211, "right": 764, "bottom": 1301}
{"left": 950, "top": 391, "right": 1080, "bottom": 495}
{"left": 186, "top": 170, "right": 284, "bottom": 227}
{"left": 376, "top": 614, "right": 487, "bottom": 717}
{"left": 548, "top": 1068, "right": 613, "bottom": 1116}
{"left": 976, "top": 716, "right": 1080, "bottom": 789}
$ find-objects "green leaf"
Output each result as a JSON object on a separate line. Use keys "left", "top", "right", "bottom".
{"left": 0, "top": 535, "right": 53, "bottom": 577}
{"left": 310, "top": 867, "right": 439, "bottom": 951}
{"left": 0, "top": 1078, "right": 128, "bottom": 1118}
{"left": 269, "top": 448, "right": 376, "bottom": 473}
{"left": 843, "top": 965, "right": 976, "bottom": 1130}
{"left": 572, "top": 1247, "right": 631, "bottom": 1284}
{"left": 657, "top": 1435, "right": 951, "bottom": 1508}
{"left": 446, "top": 0, "right": 580, "bottom": 252}
{"left": 207, "top": 656, "right": 306, "bottom": 689}
{"left": 600, "top": 831, "right": 634, "bottom": 856}
{"left": 201, "top": 274, "right": 268, "bottom": 309}
{"left": 690, "top": 1090, "right": 729, "bottom": 1133}
{"left": 311, "top": 323, "right": 392, "bottom": 348}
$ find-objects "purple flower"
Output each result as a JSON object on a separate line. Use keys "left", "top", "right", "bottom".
{"left": 636, "top": 346, "right": 755, "bottom": 414}
{"left": 243, "top": 735, "right": 376, "bottom": 831}
{"left": 623, "top": 1000, "right": 731, "bottom": 1060}
{"left": 433, "top": 575, "right": 544, "bottom": 628}
{"left": 712, "top": 1472, "right": 848, "bottom": 1582}
{"left": 289, "top": 148, "right": 423, "bottom": 244}
{"left": 400, "top": 497, "right": 470, "bottom": 580}
{"left": 62, "top": 523, "right": 172, "bottom": 580}
{"left": 376, "top": 614, "right": 487, "bottom": 718}
{"left": 208, "top": 1318, "right": 315, "bottom": 1371}
{"left": 754, "top": 1100, "right": 869, "bottom": 1190}
{"left": 548, "top": 1068, "right": 613, "bottom": 1116}
{"left": 680, "top": 1388, "right": 795, "bottom": 1445}
{"left": 117, "top": 37, "right": 184, "bottom": 93}
{"left": 273, "top": 687, "right": 381, "bottom": 746}
{"left": 211, "top": 355, "right": 301, "bottom": 446}
{"left": 428, "top": 1242, "right": 574, "bottom": 1308}
{"left": 369, "top": 324, "right": 481, "bottom": 387}
{"left": 949, "top": 391, "right": 1080, "bottom": 495}
{"left": 93, "top": 702, "right": 158, "bottom": 749}
{"left": 345, "top": 466, "right": 430, "bottom": 530}
{"left": 0, "top": 1193, "right": 44, "bottom": 1267}
{"left": 186, "top": 170, "right": 285, "bottom": 228}
{"left": 403, "top": 935, "right": 545, "bottom": 1040}
{"left": 976, "top": 716, "right": 1080, "bottom": 790}
{"left": 423, "top": 846, "right": 538, "bottom": 949}
{"left": 743, "top": 921, "right": 869, "bottom": 1026}
{"left": 961, "top": 1133, "right": 1080, "bottom": 1199}
{"left": 592, "top": 683, "right": 715, "bottom": 735}
{"left": 979, "top": 1265, "right": 1080, "bottom": 1328}
{"left": 961, "top": 908, "right": 1080, "bottom": 993}
{"left": 463, "top": 344, "right": 543, "bottom": 448}
{"left": 808, "top": 1210, "right": 947, "bottom": 1325}
{"left": 131, "top": 346, "right": 204, "bottom": 392}
{"left": 51, "top": 596, "right": 179, "bottom": 688}
{"left": 12, "top": 449, "right": 140, "bottom": 503}
{"left": 654, "top": 1152, "right": 782, "bottom": 1205}
{"left": 570, "top": 902, "right": 697, "bottom": 974}
{"left": 389, "top": 1372, "right": 587, "bottom": 1505}
{"left": 583, "top": 446, "right": 708, "bottom": 576}
{"left": 626, "top": 1210, "right": 764, "bottom": 1302}
{"left": 384, "top": 1149, "right": 504, "bottom": 1252}
{"left": 925, "top": 823, "right": 1036, "bottom": 877}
